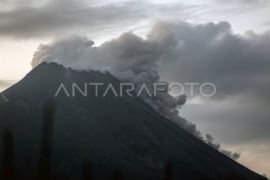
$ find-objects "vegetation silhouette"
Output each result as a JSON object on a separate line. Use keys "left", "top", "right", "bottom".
{"left": 2, "top": 128, "right": 15, "bottom": 180}
{"left": 0, "top": 101, "right": 264, "bottom": 179}
{"left": 38, "top": 101, "right": 55, "bottom": 179}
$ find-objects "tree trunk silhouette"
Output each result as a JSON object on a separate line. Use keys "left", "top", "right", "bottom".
{"left": 112, "top": 170, "right": 124, "bottom": 180}
{"left": 2, "top": 128, "right": 15, "bottom": 180}
{"left": 164, "top": 160, "right": 173, "bottom": 180}
{"left": 38, "top": 101, "right": 55, "bottom": 180}
{"left": 82, "top": 160, "right": 93, "bottom": 180}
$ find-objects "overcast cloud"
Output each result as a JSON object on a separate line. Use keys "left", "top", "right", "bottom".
{"left": 0, "top": 0, "right": 269, "bottom": 39}
{"left": 0, "top": 0, "right": 196, "bottom": 38}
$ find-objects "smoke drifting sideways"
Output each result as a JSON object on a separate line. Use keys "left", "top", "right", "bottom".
{"left": 31, "top": 21, "right": 240, "bottom": 159}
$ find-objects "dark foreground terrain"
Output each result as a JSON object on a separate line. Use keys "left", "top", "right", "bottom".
{"left": 0, "top": 62, "right": 266, "bottom": 180}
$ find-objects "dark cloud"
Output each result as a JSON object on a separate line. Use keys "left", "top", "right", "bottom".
{"left": 146, "top": 21, "right": 270, "bottom": 168}
{"left": 144, "top": 21, "right": 270, "bottom": 148}
{"left": 147, "top": 20, "right": 270, "bottom": 147}
{"left": 0, "top": 0, "right": 194, "bottom": 39}
{"left": 154, "top": 21, "right": 270, "bottom": 103}
{"left": 182, "top": 101, "right": 270, "bottom": 144}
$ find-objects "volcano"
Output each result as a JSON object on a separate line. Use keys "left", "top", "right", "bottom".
{"left": 0, "top": 62, "right": 266, "bottom": 179}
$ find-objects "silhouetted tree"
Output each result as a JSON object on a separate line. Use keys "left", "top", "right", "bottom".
{"left": 82, "top": 160, "right": 93, "bottom": 180}
{"left": 38, "top": 101, "right": 55, "bottom": 180}
{"left": 112, "top": 169, "right": 124, "bottom": 180}
{"left": 2, "top": 128, "right": 15, "bottom": 180}
{"left": 164, "top": 160, "right": 173, "bottom": 180}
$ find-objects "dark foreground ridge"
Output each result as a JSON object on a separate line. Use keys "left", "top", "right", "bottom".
{"left": 0, "top": 62, "right": 267, "bottom": 179}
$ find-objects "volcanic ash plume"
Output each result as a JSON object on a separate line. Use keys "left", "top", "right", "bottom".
{"left": 31, "top": 21, "right": 239, "bottom": 159}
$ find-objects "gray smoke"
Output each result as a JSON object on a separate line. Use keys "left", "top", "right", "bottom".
{"left": 206, "top": 134, "right": 241, "bottom": 159}
{"left": 31, "top": 21, "right": 239, "bottom": 159}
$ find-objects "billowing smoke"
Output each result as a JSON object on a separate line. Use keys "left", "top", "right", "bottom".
{"left": 206, "top": 134, "right": 240, "bottom": 159}
{"left": 32, "top": 21, "right": 239, "bottom": 159}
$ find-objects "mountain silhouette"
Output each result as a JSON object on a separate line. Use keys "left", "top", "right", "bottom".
{"left": 0, "top": 62, "right": 266, "bottom": 179}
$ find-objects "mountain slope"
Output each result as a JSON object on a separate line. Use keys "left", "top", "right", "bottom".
{"left": 0, "top": 62, "right": 266, "bottom": 179}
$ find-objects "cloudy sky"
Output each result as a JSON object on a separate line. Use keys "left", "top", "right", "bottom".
{"left": 1, "top": 0, "right": 270, "bottom": 177}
